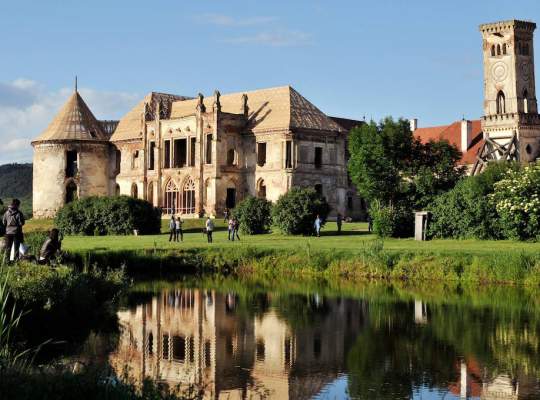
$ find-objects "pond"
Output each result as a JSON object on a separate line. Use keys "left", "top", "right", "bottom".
{"left": 68, "top": 280, "right": 540, "bottom": 399}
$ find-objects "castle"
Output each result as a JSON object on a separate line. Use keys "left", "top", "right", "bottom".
{"left": 32, "top": 86, "right": 365, "bottom": 219}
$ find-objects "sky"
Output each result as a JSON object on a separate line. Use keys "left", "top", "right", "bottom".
{"left": 1, "top": 0, "right": 540, "bottom": 163}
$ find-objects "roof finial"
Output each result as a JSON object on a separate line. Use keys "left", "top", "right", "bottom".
{"left": 75, "top": 76, "right": 78, "bottom": 93}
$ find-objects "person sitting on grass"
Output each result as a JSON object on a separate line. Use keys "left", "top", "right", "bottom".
{"left": 314, "top": 214, "right": 322, "bottom": 237}
{"left": 175, "top": 216, "right": 183, "bottom": 242}
{"left": 39, "top": 228, "right": 62, "bottom": 265}
{"left": 168, "top": 215, "right": 177, "bottom": 242}
{"left": 206, "top": 216, "right": 214, "bottom": 243}
{"left": 232, "top": 217, "right": 240, "bottom": 241}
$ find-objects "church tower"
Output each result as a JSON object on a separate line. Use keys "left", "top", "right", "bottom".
{"left": 475, "top": 20, "right": 540, "bottom": 172}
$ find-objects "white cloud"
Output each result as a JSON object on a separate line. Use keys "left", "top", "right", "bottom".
{"left": 222, "top": 30, "right": 312, "bottom": 47}
{"left": 196, "top": 13, "right": 277, "bottom": 27}
{"left": 0, "top": 79, "right": 139, "bottom": 164}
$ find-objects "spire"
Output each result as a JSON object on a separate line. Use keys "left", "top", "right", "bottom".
{"left": 75, "top": 76, "right": 78, "bottom": 93}
{"left": 32, "top": 91, "right": 107, "bottom": 142}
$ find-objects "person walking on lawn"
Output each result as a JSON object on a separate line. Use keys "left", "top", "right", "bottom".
{"left": 168, "top": 215, "right": 177, "bottom": 242}
{"left": 336, "top": 213, "right": 343, "bottom": 234}
{"left": 206, "top": 217, "right": 214, "bottom": 243}
{"left": 227, "top": 217, "right": 234, "bottom": 241}
{"left": 232, "top": 217, "right": 240, "bottom": 241}
{"left": 175, "top": 216, "right": 183, "bottom": 242}
{"left": 224, "top": 208, "right": 229, "bottom": 223}
{"left": 2, "top": 199, "right": 25, "bottom": 263}
{"left": 314, "top": 214, "right": 322, "bottom": 237}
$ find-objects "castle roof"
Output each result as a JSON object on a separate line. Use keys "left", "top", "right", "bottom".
{"left": 414, "top": 119, "right": 484, "bottom": 165}
{"left": 111, "top": 92, "right": 191, "bottom": 142}
{"left": 171, "top": 85, "right": 345, "bottom": 133}
{"left": 32, "top": 91, "right": 108, "bottom": 143}
{"left": 111, "top": 86, "right": 344, "bottom": 141}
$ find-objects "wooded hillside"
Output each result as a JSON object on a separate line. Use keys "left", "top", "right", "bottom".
{"left": 0, "top": 163, "right": 33, "bottom": 217}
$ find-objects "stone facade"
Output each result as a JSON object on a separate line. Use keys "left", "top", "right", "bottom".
{"left": 33, "top": 86, "right": 366, "bottom": 220}
{"left": 480, "top": 20, "right": 540, "bottom": 161}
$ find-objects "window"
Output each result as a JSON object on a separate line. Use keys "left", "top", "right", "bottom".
{"left": 181, "top": 177, "right": 196, "bottom": 214}
{"left": 65, "top": 181, "right": 77, "bottom": 204}
{"left": 526, "top": 144, "right": 532, "bottom": 155}
{"left": 227, "top": 149, "right": 237, "bottom": 166}
{"left": 497, "top": 44, "right": 501, "bottom": 55}
{"left": 347, "top": 196, "right": 354, "bottom": 210}
{"left": 206, "top": 134, "right": 212, "bottom": 164}
{"left": 189, "top": 336, "right": 195, "bottom": 363}
{"left": 148, "top": 332, "right": 153, "bottom": 355}
{"left": 132, "top": 151, "right": 139, "bottom": 169}
{"left": 314, "top": 184, "right": 322, "bottom": 196}
{"left": 226, "top": 187, "right": 236, "bottom": 209}
{"left": 172, "top": 336, "right": 186, "bottom": 362}
{"left": 502, "top": 44, "right": 507, "bottom": 55}
{"left": 314, "top": 147, "right": 323, "bottom": 169}
{"left": 173, "top": 138, "right": 187, "bottom": 168}
{"left": 285, "top": 140, "right": 292, "bottom": 169}
{"left": 163, "top": 335, "right": 170, "bottom": 359}
{"left": 256, "top": 339, "right": 265, "bottom": 361}
{"left": 164, "top": 179, "right": 180, "bottom": 214}
{"left": 164, "top": 140, "right": 171, "bottom": 168}
{"left": 66, "top": 150, "right": 78, "bottom": 178}
{"left": 257, "top": 179, "right": 266, "bottom": 199}
{"left": 190, "top": 137, "right": 196, "bottom": 166}
{"left": 497, "top": 91, "right": 506, "bottom": 114}
{"left": 115, "top": 184, "right": 120, "bottom": 196}
{"left": 524, "top": 42, "right": 530, "bottom": 56}
{"left": 491, "top": 45, "right": 496, "bottom": 56}
{"left": 524, "top": 89, "right": 529, "bottom": 114}
{"left": 115, "top": 149, "right": 121, "bottom": 174}
{"left": 131, "top": 183, "right": 138, "bottom": 198}
{"left": 149, "top": 141, "right": 155, "bottom": 170}
{"left": 204, "top": 340, "right": 211, "bottom": 368}
{"left": 148, "top": 182, "right": 154, "bottom": 205}
{"left": 257, "top": 142, "right": 267, "bottom": 166}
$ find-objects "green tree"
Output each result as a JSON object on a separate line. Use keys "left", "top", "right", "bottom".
{"left": 233, "top": 196, "right": 272, "bottom": 235}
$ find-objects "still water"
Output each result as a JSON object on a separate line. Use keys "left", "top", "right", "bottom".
{"left": 75, "top": 281, "right": 540, "bottom": 399}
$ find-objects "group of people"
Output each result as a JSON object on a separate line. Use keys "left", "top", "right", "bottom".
{"left": 0, "top": 198, "right": 62, "bottom": 265}
{"left": 168, "top": 215, "right": 184, "bottom": 242}
{"left": 313, "top": 213, "right": 343, "bottom": 237}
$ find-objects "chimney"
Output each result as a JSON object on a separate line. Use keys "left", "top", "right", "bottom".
{"left": 461, "top": 119, "right": 472, "bottom": 151}
{"left": 409, "top": 118, "right": 418, "bottom": 132}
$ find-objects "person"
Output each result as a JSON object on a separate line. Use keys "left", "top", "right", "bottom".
{"left": 336, "top": 213, "right": 343, "bottom": 234}
{"left": 39, "top": 228, "right": 62, "bottom": 265}
{"left": 232, "top": 217, "right": 240, "bottom": 241}
{"left": 367, "top": 214, "right": 373, "bottom": 233}
{"left": 2, "top": 199, "right": 25, "bottom": 263}
{"left": 168, "top": 215, "right": 177, "bottom": 242}
{"left": 206, "top": 217, "right": 214, "bottom": 243}
{"left": 227, "top": 217, "right": 234, "bottom": 241}
{"left": 175, "top": 216, "right": 183, "bottom": 242}
{"left": 314, "top": 214, "right": 322, "bottom": 237}
{"left": 223, "top": 208, "right": 229, "bottom": 223}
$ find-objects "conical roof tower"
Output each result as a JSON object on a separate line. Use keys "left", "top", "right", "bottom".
{"left": 32, "top": 89, "right": 107, "bottom": 143}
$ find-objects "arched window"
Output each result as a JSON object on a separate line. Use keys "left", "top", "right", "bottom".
{"left": 66, "top": 181, "right": 78, "bottom": 204}
{"left": 132, "top": 151, "right": 139, "bottom": 170}
{"left": 257, "top": 179, "right": 266, "bottom": 199}
{"left": 497, "top": 44, "right": 501, "bottom": 55}
{"left": 226, "top": 149, "right": 237, "bottom": 166}
{"left": 181, "top": 177, "right": 196, "bottom": 214}
{"left": 115, "top": 184, "right": 120, "bottom": 196}
{"left": 496, "top": 91, "right": 506, "bottom": 114}
{"left": 503, "top": 44, "right": 507, "bottom": 55}
{"left": 164, "top": 179, "right": 180, "bottom": 215}
{"left": 523, "top": 89, "right": 529, "bottom": 114}
{"left": 491, "top": 45, "right": 496, "bottom": 56}
{"left": 148, "top": 182, "right": 154, "bottom": 205}
{"left": 131, "top": 183, "right": 138, "bottom": 198}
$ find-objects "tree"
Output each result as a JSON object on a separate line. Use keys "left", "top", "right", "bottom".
{"left": 233, "top": 196, "right": 273, "bottom": 235}
{"left": 272, "top": 188, "right": 330, "bottom": 235}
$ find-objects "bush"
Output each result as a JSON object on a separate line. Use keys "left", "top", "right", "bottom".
{"left": 55, "top": 196, "right": 161, "bottom": 236}
{"left": 233, "top": 196, "right": 272, "bottom": 235}
{"left": 491, "top": 163, "right": 540, "bottom": 240}
{"left": 272, "top": 188, "right": 330, "bottom": 235}
{"left": 428, "top": 162, "right": 519, "bottom": 239}
{"left": 369, "top": 201, "right": 413, "bottom": 238}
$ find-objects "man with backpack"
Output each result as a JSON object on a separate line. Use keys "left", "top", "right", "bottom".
{"left": 2, "top": 199, "right": 25, "bottom": 263}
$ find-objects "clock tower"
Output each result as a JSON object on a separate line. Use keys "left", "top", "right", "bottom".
{"left": 475, "top": 20, "right": 540, "bottom": 173}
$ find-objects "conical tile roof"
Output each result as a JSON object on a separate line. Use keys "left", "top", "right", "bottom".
{"left": 32, "top": 91, "right": 108, "bottom": 142}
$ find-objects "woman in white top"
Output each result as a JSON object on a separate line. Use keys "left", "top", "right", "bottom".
{"left": 205, "top": 217, "right": 214, "bottom": 243}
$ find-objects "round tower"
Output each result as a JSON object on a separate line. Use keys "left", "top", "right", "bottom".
{"left": 31, "top": 88, "right": 113, "bottom": 218}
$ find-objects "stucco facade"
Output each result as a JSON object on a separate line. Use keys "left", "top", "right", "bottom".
{"left": 32, "top": 85, "right": 366, "bottom": 220}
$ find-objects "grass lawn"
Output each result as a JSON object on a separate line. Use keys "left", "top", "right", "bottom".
{"left": 24, "top": 218, "right": 540, "bottom": 257}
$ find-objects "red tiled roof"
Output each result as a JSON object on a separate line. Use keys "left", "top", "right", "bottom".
{"left": 414, "top": 120, "right": 484, "bottom": 165}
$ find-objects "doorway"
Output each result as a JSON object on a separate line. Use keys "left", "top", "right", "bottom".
{"left": 226, "top": 188, "right": 236, "bottom": 209}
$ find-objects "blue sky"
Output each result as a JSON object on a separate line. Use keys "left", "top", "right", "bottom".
{"left": 1, "top": 0, "right": 540, "bottom": 163}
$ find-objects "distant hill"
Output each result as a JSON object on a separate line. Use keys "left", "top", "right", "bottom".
{"left": 0, "top": 163, "right": 33, "bottom": 217}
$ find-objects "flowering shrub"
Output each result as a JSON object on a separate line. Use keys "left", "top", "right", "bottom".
{"left": 490, "top": 164, "right": 540, "bottom": 240}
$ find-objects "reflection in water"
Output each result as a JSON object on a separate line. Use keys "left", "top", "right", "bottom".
{"left": 101, "top": 285, "right": 540, "bottom": 400}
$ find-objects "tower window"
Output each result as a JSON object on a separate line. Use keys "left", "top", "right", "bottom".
{"left": 523, "top": 89, "right": 529, "bottom": 114}
{"left": 496, "top": 91, "right": 506, "bottom": 114}
{"left": 491, "top": 45, "right": 495, "bottom": 57}
{"left": 257, "top": 142, "right": 267, "bottom": 167}
{"left": 65, "top": 150, "right": 78, "bottom": 178}
{"left": 226, "top": 149, "right": 237, "bottom": 166}
{"left": 206, "top": 134, "right": 212, "bottom": 164}
{"left": 503, "top": 44, "right": 507, "bottom": 55}
{"left": 148, "top": 141, "right": 155, "bottom": 170}
{"left": 285, "top": 140, "right": 293, "bottom": 169}
{"left": 497, "top": 44, "right": 501, "bottom": 56}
